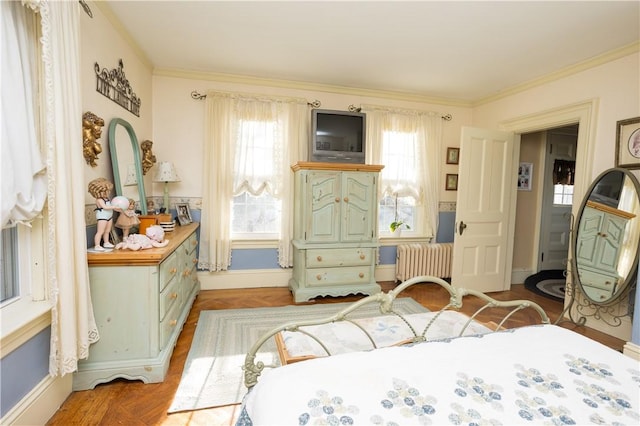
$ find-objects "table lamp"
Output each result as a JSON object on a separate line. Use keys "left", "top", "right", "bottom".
{"left": 153, "top": 161, "right": 180, "bottom": 212}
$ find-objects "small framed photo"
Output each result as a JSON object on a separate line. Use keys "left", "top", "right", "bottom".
{"left": 176, "top": 203, "right": 192, "bottom": 226}
{"left": 518, "top": 162, "right": 533, "bottom": 191}
{"left": 446, "top": 147, "right": 460, "bottom": 165}
{"left": 616, "top": 116, "right": 640, "bottom": 169}
{"left": 445, "top": 173, "right": 458, "bottom": 191}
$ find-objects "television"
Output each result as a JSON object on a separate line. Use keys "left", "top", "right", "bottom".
{"left": 310, "top": 109, "right": 366, "bottom": 164}
{"left": 588, "top": 169, "right": 624, "bottom": 208}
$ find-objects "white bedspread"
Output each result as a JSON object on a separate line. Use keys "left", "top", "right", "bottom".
{"left": 282, "top": 310, "right": 492, "bottom": 358}
{"left": 238, "top": 325, "right": 640, "bottom": 425}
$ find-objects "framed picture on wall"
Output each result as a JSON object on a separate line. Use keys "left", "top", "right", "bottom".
{"left": 616, "top": 116, "right": 640, "bottom": 169}
{"left": 446, "top": 147, "right": 460, "bottom": 164}
{"left": 176, "top": 203, "right": 192, "bottom": 226}
{"left": 445, "top": 173, "right": 458, "bottom": 191}
{"left": 518, "top": 162, "right": 533, "bottom": 191}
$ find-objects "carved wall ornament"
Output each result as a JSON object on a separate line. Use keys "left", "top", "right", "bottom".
{"left": 82, "top": 111, "right": 105, "bottom": 167}
{"left": 94, "top": 59, "right": 141, "bottom": 117}
{"left": 140, "top": 139, "right": 157, "bottom": 175}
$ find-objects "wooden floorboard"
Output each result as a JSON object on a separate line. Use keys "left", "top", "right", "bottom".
{"left": 46, "top": 282, "right": 626, "bottom": 426}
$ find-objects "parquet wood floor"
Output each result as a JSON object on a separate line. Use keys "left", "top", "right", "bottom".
{"left": 45, "top": 282, "right": 625, "bottom": 426}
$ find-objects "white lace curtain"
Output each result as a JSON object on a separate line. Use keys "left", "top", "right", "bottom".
{"left": 198, "top": 91, "right": 308, "bottom": 271}
{"left": 364, "top": 105, "right": 442, "bottom": 237}
{"left": 3, "top": 0, "right": 98, "bottom": 376}
{"left": 1, "top": 0, "right": 46, "bottom": 228}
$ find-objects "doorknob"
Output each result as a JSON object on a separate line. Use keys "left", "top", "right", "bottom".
{"left": 458, "top": 221, "right": 467, "bottom": 235}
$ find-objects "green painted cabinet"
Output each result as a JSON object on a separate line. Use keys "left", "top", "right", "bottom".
{"left": 73, "top": 223, "right": 199, "bottom": 390}
{"left": 290, "top": 162, "right": 383, "bottom": 302}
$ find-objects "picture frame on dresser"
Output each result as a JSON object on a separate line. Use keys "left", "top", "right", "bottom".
{"left": 176, "top": 203, "right": 192, "bottom": 225}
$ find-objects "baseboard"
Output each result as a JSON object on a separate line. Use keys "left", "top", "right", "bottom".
{"left": 198, "top": 264, "right": 398, "bottom": 290}
{"left": 623, "top": 341, "right": 640, "bottom": 361}
{"left": 1, "top": 373, "right": 72, "bottom": 426}
{"left": 511, "top": 268, "right": 533, "bottom": 285}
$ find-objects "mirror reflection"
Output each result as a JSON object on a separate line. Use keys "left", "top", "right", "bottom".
{"left": 573, "top": 168, "right": 639, "bottom": 305}
{"left": 108, "top": 118, "right": 148, "bottom": 215}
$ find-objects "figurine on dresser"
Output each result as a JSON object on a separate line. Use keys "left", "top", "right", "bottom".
{"left": 88, "top": 177, "right": 119, "bottom": 252}
{"left": 114, "top": 198, "right": 140, "bottom": 238}
{"left": 115, "top": 225, "right": 169, "bottom": 251}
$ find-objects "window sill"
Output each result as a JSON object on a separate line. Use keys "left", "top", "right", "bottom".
{"left": 0, "top": 298, "right": 51, "bottom": 357}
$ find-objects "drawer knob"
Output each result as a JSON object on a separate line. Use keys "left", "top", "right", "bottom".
{"left": 192, "top": 258, "right": 197, "bottom": 264}
{"left": 343, "top": 197, "right": 349, "bottom": 203}
{"left": 359, "top": 272, "right": 364, "bottom": 278}
{"left": 335, "top": 197, "right": 340, "bottom": 203}
{"left": 170, "top": 267, "right": 177, "bottom": 274}
{"left": 317, "top": 255, "right": 322, "bottom": 262}
{"left": 171, "top": 292, "right": 178, "bottom": 299}
{"left": 359, "top": 254, "right": 365, "bottom": 260}
{"left": 316, "top": 274, "right": 322, "bottom": 280}
{"left": 170, "top": 319, "right": 178, "bottom": 326}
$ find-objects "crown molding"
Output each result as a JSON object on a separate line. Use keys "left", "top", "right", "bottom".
{"left": 153, "top": 67, "right": 472, "bottom": 108}
{"left": 473, "top": 41, "right": 640, "bottom": 107}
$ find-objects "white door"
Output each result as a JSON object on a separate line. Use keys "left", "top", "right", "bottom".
{"left": 451, "top": 127, "right": 520, "bottom": 292}
{"left": 538, "top": 131, "right": 576, "bottom": 271}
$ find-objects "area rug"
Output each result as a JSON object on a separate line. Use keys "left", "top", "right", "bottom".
{"left": 168, "top": 297, "right": 428, "bottom": 413}
{"left": 524, "top": 270, "right": 566, "bottom": 302}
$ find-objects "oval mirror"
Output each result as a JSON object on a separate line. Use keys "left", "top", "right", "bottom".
{"left": 108, "top": 118, "right": 148, "bottom": 215}
{"left": 572, "top": 168, "right": 639, "bottom": 305}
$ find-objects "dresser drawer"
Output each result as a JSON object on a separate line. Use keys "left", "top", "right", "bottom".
{"left": 306, "top": 248, "right": 373, "bottom": 268}
{"left": 185, "top": 232, "right": 198, "bottom": 255}
{"left": 305, "top": 266, "right": 371, "bottom": 287}
{"left": 580, "top": 283, "right": 614, "bottom": 302}
{"left": 159, "top": 251, "right": 179, "bottom": 292}
{"left": 159, "top": 275, "right": 180, "bottom": 321}
{"left": 159, "top": 298, "right": 181, "bottom": 349}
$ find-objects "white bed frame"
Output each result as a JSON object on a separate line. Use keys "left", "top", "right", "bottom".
{"left": 243, "top": 276, "right": 550, "bottom": 389}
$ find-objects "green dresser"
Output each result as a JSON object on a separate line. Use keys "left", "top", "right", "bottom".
{"left": 73, "top": 223, "right": 199, "bottom": 390}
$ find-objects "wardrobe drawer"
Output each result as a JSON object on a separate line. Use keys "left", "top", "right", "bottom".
{"left": 159, "top": 252, "right": 179, "bottom": 292}
{"left": 305, "top": 266, "right": 371, "bottom": 287}
{"left": 577, "top": 269, "right": 619, "bottom": 291}
{"left": 306, "top": 248, "right": 373, "bottom": 268}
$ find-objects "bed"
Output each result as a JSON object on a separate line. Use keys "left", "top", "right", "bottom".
{"left": 237, "top": 276, "right": 640, "bottom": 425}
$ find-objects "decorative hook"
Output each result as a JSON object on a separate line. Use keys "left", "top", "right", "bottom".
{"left": 308, "top": 100, "right": 321, "bottom": 108}
{"left": 348, "top": 104, "right": 362, "bottom": 112}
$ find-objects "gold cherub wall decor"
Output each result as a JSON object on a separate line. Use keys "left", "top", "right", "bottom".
{"left": 82, "top": 111, "right": 105, "bottom": 167}
{"left": 140, "top": 139, "right": 156, "bottom": 175}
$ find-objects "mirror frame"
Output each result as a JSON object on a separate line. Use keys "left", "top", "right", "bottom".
{"left": 572, "top": 167, "right": 639, "bottom": 305}
{"left": 108, "top": 118, "right": 148, "bottom": 215}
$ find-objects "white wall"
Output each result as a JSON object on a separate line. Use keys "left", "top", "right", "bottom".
{"left": 150, "top": 74, "right": 473, "bottom": 203}
{"left": 81, "top": 2, "right": 153, "bottom": 206}
{"left": 473, "top": 51, "right": 640, "bottom": 340}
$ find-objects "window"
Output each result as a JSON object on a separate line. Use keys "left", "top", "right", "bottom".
{"left": 553, "top": 184, "right": 574, "bottom": 205}
{"left": 1, "top": 228, "right": 19, "bottom": 305}
{"left": 231, "top": 118, "right": 283, "bottom": 239}
{"left": 377, "top": 129, "right": 421, "bottom": 236}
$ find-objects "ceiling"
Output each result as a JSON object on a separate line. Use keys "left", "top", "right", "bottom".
{"left": 103, "top": 1, "right": 640, "bottom": 104}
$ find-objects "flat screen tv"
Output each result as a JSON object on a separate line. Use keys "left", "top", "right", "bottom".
{"left": 310, "top": 109, "right": 366, "bottom": 164}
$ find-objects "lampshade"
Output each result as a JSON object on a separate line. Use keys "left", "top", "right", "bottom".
{"left": 124, "top": 164, "right": 138, "bottom": 186}
{"left": 153, "top": 161, "right": 181, "bottom": 183}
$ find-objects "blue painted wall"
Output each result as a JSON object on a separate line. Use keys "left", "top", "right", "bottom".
{"left": 0, "top": 327, "right": 50, "bottom": 417}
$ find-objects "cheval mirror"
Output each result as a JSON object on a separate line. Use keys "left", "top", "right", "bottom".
{"left": 572, "top": 167, "right": 640, "bottom": 306}
{"left": 108, "top": 118, "right": 148, "bottom": 215}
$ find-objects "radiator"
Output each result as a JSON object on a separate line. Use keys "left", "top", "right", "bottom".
{"left": 395, "top": 243, "right": 454, "bottom": 281}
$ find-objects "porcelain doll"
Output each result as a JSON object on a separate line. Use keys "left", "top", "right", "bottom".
{"left": 88, "top": 177, "right": 118, "bottom": 251}
{"left": 114, "top": 198, "right": 140, "bottom": 238}
{"left": 115, "top": 225, "right": 169, "bottom": 251}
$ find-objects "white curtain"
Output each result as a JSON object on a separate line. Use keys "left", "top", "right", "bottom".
{"left": 199, "top": 91, "right": 307, "bottom": 271}
{"left": 35, "top": 0, "right": 99, "bottom": 376}
{"left": 364, "top": 105, "right": 442, "bottom": 237}
{"left": 1, "top": 0, "right": 47, "bottom": 228}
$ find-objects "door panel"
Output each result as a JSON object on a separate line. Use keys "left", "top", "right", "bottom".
{"left": 452, "top": 127, "right": 519, "bottom": 292}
